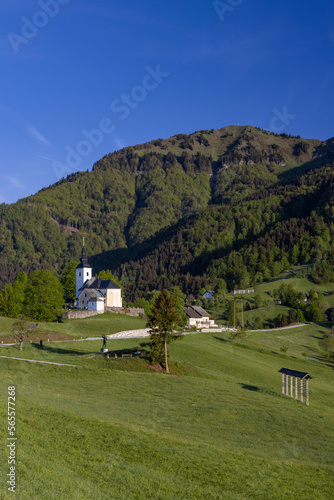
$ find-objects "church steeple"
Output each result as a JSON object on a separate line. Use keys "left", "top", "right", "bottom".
{"left": 80, "top": 244, "right": 89, "bottom": 267}
{"left": 76, "top": 240, "right": 93, "bottom": 302}
{"left": 77, "top": 238, "right": 92, "bottom": 269}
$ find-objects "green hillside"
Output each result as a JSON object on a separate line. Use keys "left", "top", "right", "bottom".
{"left": 0, "top": 325, "right": 333, "bottom": 499}
{"left": 0, "top": 312, "right": 146, "bottom": 343}
{"left": 1, "top": 125, "right": 334, "bottom": 300}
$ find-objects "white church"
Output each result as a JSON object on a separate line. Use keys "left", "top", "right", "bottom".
{"left": 76, "top": 244, "right": 122, "bottom": 312}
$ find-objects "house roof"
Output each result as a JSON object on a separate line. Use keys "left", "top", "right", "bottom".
{"left": 79, "top": 276, "right": 121, "bottom": 292}
{"left": 278, "top": 368, "right": 313, "bottom": 379}
{"left": 184, "top": 307, "right": 201, "bottom": 318}
{"left": 192, "top": 306, "right": 211, "bottom": 317}
{"left": 184, "top": 306, "right": 211, "bottom": 318}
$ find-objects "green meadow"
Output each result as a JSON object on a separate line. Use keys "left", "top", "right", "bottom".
{"left": 0, "top": 321, "right": 333, "bottom": 499}
{"left": 209, "top": 271, "right": 334, "bottom": 328}
{"left": 0, "top": 313, "right": 147, "bottom": 341}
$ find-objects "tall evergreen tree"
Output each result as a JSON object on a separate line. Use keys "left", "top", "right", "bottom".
{"left": 168, "top": 286, "right": 186, "bottom": 320}
{"left": 146, "top": 290, "right": 182, "bottom": 373}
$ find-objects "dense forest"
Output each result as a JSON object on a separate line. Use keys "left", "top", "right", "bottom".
{"left": 1, "top": 125, "right": 334, "bottom": 301}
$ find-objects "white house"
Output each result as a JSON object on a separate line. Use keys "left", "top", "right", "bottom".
{"left": 184, "top": 306, "right": 217, "bottom": 329}
{"left": 76, "top": 245, "right": 122, "bottom": 310}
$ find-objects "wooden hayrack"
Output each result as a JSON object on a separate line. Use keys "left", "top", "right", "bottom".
{"left": 278, "top": 368, "right": 313, "bottom": 406}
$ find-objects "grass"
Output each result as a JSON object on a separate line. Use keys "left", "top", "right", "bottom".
{"left": 0, "top": 322, "right": 333, "bottom": 499}
{"left": 242, "top": 323, "right": 327, "bottom": 360}
{"left": 242, "top": 305, "right": 291, "bottom": 326}
{"left": 0, "top": 312, "right": 147, "bottom": 341}
{"left": 209, "top": 271, "right": 334, "bottom": 327}
{"left": 258, "top": 275, "right": 334, "bottom": 297}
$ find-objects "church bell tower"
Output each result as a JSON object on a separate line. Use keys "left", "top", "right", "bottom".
{"left": 76, "top": 240, "right": 92, "bottom": 302}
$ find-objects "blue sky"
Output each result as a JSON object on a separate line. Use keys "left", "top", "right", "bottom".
{"left": 0, "top": 0, "right": 333, "bottom": 204}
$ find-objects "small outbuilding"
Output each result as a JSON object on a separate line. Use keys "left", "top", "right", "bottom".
{"left": 88, "top": 296, "right": 105, "bottom": 312}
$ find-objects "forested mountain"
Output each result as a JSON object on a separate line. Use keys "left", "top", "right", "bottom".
{"left": 1, "top": 125, "right": 334, "bottom": 300}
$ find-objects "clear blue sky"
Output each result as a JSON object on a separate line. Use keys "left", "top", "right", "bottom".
{"left": 0, "top": 0, "right": 333, "bottom": 204}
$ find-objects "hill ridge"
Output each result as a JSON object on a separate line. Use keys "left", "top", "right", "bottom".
{"left": 1, "top": 125, "right": 334, "bottom": 299}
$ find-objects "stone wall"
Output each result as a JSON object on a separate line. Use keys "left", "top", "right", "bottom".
{"left": 62, "top": 310, "right": 104, "bottom": 320}
{"left": 106, "top": 307, "right": 145, "bottom": 317}
{"left": 63, "top": 307, "right": 145, "bottom": 320}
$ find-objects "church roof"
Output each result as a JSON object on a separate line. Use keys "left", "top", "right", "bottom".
{"left": 76, "top": 245, "right": 92, "bottom": 270}
{"left": 77, "top": 288, "right": 104, "bottom": 299}
{"left": 79, "top": 276, "right": 121, "bottom": 292}
{"left": 88, "top": 296, "right": 105, "bottom": 303}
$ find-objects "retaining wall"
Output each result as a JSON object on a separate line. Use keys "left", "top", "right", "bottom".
{"left": 62, "top": 307, "right": 145, "bottom": 320}
{"left": 106, "top": 307, "right": 145, "bottom": 317}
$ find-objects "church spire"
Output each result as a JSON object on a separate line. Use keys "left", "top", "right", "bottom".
{"left": 80, "top": 239, "right": 89, "bottom": 267}
{"left": 76, "top": 238, "right": 93, "bottom": 301}
{"left": 77, "top": 238, "right": 91, "bottom": 269}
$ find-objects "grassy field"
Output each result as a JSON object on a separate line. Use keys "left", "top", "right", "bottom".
{"left": 257, "top": 275, "right": 334, "bottom": 297}
{"left": 0, "top": 312, "right": 147, "bottom": 342}
{"left": 210, "top": 271, "right": 334, "bottom": 327}
{"left": 242, "top": 305, "right": 291, "bottom": 326}
{"left": 0, "top": 323, "right": 333, "bottom": 499}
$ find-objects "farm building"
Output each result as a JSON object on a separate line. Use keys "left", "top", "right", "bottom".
{"left": 184, "top": 306, "right": 217, "bottom": 329}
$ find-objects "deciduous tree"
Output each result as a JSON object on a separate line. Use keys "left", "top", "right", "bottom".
{"left": 61, "top": 261, "right": 79, "bottom": 304}
{"left": 24, "top": 270, "right": 64, "bottom": 322}
{"left": 12, "top": 315, "right": 37, "bottom": 351}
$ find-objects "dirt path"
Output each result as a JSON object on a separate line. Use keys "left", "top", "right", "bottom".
{"left": 250, "top": 323, "right": 310, "bottom": 332}
{"left": 0, "top": 356, "right": 79, "bottom": 367}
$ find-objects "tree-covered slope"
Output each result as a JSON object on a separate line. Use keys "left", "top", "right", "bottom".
{"left": 120, "top": 163, "right": 334, "bottom": 299}
{"left": 0, "top": 125, "right": 333, "bottom": 297}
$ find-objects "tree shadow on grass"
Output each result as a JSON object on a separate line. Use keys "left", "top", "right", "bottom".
{"left": 239, "top": 383, "right": 259, "bottom": 391}
{"left": 239, "top": 383, "right": 284, "bottom": 398}
{"left": 213, "top": 336, "right": 229, "bottom": 343}
{"left": 33, "top": 343, "right": 143, "bottom": 359}
{"left": 32, "top": 343, "right": 93, "bottom": 356}
{"left": 311, "top": 335, "right": 323, "bottom": 341}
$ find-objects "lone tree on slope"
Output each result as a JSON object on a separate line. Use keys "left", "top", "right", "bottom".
{"left": 146, "top": 290, "right": 183, "bottom": 373}
{"left": 12, "top": 316, "right": 38, "bottom": 351}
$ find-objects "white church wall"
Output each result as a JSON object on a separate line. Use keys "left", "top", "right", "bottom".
{"left": 88, "top": 299, "right": 105, "bottom": 312}
{"left": 76, "top": 267, "right": 92, "bottom": 300}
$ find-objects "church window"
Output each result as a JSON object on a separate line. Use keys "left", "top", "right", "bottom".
{"left": 87, "top": 272, "right": 89, "bottom": 276}
{"left": 79, "top": 272, "right": 81, "bottom": 276}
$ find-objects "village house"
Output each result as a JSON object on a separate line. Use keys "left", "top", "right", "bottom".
{"left": 76, "top": 244, "right": 122, "bottom": 311}
{"left": 184, "top": 305, "right": 217, "bottom": 329}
